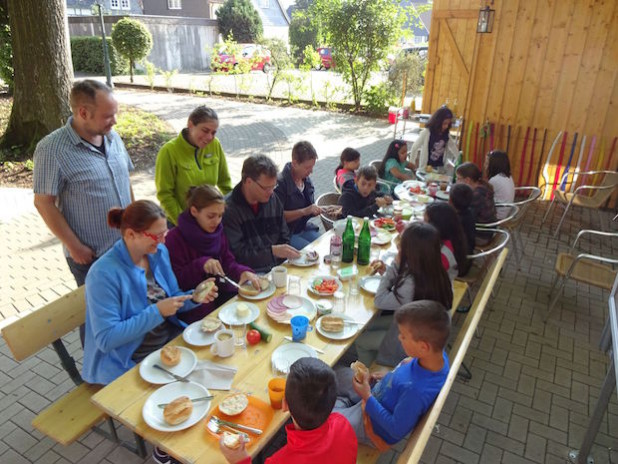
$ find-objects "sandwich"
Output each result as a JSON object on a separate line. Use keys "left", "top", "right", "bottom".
{"left": 193, "top": 280, "right": 215, "bottom": 302}
{"left": 222, "top": 431, "right": 241, "bottom": 449}
{"left": 238, "top": 282, "right": 261, "bottom": 297}
{"left": 161, "top": 345, "right": 181, "bottom": 367}
{"left": 201, "top": 317, "right": 221, "bottom": 333}
{"left": 350, "top": 360, "right": 369, "bottom": 383}
{"left": 320, "top": 315, "right": 344, "bottom": 333}
{"left": 305, "top": 250, "right": 319, "bottom": 262}
{"left": 163, "top": 396, "right": 193, "bottom": 425}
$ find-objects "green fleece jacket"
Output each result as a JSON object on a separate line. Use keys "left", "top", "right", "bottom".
{"left": 155, "top": 131, "right": 232, "bottom": 224}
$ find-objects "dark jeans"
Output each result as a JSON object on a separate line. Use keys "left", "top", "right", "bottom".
{"left": 66, "top": 256, "right": 96, "bottom": 347}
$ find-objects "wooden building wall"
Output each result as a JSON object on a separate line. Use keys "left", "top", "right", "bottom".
{"left": 423, "top": 0, "right": 618, "bottom": 198}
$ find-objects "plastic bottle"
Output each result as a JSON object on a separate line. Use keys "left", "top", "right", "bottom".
{"left": 330, "top": 232, "right": 342, "bottom": 269}
{"left": 342, "top": 216, "right": 355, "bottom": 263}
{"left": 357, "top": 217, "right": 371, "bottom": 266}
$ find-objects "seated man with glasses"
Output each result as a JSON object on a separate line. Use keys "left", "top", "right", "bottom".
{"left": 223, "top": 155, "right": 300, "bottom": 273}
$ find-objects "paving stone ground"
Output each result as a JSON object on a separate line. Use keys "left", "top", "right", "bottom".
{"left": 1, "top": 90, "right": 617, "bottom": 463}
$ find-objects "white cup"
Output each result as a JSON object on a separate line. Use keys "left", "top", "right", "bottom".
{"left": 210, "top": 329, "right": 235, "bottom": 358}
{"left": 272, "top": 266, "right": 288, "bottom": 288}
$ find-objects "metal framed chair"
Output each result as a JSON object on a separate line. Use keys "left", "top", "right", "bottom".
{"left": 497, "top": 188, "right": 542, "bottom": 269}
{"left": 332, "top": 175, "right": 341, "bottom": 193}
{"left": 546, "top": 229, "right": 618, "bottom": 321}
{"left": 456, "top": 229, "right": 511, "bottom": 305}
{"left": 316, "top": 192, "right": 341, "bottom": 231}
{"left": 370, "top": 159, "right": 400, "bottom": 194}
{"left": 541, "top": 170, "right": 618, "bottom": 237}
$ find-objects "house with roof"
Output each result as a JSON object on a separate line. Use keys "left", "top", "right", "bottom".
{"left": 66, "top": 0, "right": 144, "bottom": 16}
{"left": 400, "top": 0, "right": 431, "bottom": 45}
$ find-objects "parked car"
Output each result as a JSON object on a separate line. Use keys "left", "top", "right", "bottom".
{"left": 212, "top": 43, "right": 272, "bottom": 73}
{"left": 317, "top": 47, "right": 334, "bottom": 70}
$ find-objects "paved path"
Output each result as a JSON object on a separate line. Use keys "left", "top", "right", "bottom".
{"left": 1, "top": 90, "right": 617, "bottom": 464}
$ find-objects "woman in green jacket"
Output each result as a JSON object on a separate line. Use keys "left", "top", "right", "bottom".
{"left": 155, "top": 106, "right": 232, "bottom": 225}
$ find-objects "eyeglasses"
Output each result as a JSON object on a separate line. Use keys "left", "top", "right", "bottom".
{"left": 254, "top": 180, "right": 277, "bottom": 192}
{"left": 142, "top": 229, "right": 168, "bottom": 242}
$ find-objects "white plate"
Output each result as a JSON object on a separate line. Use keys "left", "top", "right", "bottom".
{"left": 139, "top": 347, "right": 198, "bottom": 385}
{"left": 267, "top": 296, "right": 317, "bottom": 324}
{"left": 435, "top": 190, "right": 449, "bottom": 201}
{"left": 218, "top": 302, "right": 260, "bottom": 326}
{"left": 239, "top": 281, "right": 276, "bottom": 301}
{"left": 307, "top": 275, "right": 344, "bottom": 297}
{"left": 359, "top": 275, "right": 381, "bottom": 294}
{"left": 183, "top": 321, "right": 218, "bottom": 347}
{"left": 372, "top": 230, "right": 392, "bottom": 245}
{"left": 289, "top": 251, "right": 320, "bottom": 267}
{"left": 142, "top": 381, "right": 211, "bottom": 432}
{"left": 271, "top": 343, "right": 318, "bottom": 375}
{"left": 401, "top": 180, "right": 426, "bottom": 190}
{"left": 316, "top": 314, "right": 360, "bottom": 340}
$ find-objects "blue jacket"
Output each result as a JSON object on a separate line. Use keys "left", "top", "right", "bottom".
{"left": 366, "top": 352, "right": 449, "bottom": 444}
{"left": 82, "top": 239, "right": 198, "bottom": 385}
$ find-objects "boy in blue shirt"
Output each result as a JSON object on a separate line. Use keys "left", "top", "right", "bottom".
{"left": 334, "top": 300, "right": 450, "bottom": 449}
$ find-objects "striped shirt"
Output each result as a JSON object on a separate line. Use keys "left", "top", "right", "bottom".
{"left": 33, "top": 117, "right": 134, "bottom": 257}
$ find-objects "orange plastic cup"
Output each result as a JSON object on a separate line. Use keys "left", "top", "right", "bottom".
{"left": 268, "top": 378, "right": 286, "bottom": 410}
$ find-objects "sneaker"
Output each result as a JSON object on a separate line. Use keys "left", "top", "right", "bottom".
{"left": 153, "top": 447, "right": 181, "bottom": 464}
{"left": 456, "top": 305, "right": 470, "bottom": 313}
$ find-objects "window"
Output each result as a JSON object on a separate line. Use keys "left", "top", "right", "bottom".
{"left": 168, "top": 0, "right": 182, "bottom": 9}
{"left": 259, "top": 0, "right": 269, "bottom": 7}
{"left": 110, "top": 0, "right": 119, "bottom": 8}
{"left": 211, "top": 4, "right": 221, "bottom": 18}
{"left": 120, "top": 0, "right": 130, "bottom": 9}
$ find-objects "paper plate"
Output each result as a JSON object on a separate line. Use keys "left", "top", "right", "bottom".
{"left": 183, "top": 321, "right": 218, "bottom": 347}
{"left": 372, "top": 230, "right": 392, "bottom": 245}
{"left": 359, "top": 275, "right": 382, "bottom": 294}
{"left": 139, "top": 347, "right": 198, "bottom": 385}
{"left": 316, "top": 314, "right": 360, "bottom": 340}
{"left": 271, "top": 343, "right": 318, "bottom": 375}
{"left": 238, "top": 281, "right": 276, "bottom": 301}
{"left": 435, "top": 190, "right": 449, "bottom": 201}
{"left": 218, "top": 302, "right": 260, "bottom": 326}
{"left": 142, "top": 381, "right": 211, "bottom": 432}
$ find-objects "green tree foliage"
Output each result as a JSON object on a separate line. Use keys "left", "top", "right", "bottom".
{"left": 312, "top": 0, "right": 402, "bottom": 111}
{"left": 216, "top": 0, "right": 263, "bottom": 43}
{"left": 0, "top": 3, "right": 12, "bottom": 92}
{"left": 289, "top": 11, "right": 318, "bottom": 65}
{"left": 261, "top": 37, "right": 291, "bottom": 101}
{"left": 70, "top": 36, "right": 128, "bottom": 75}
{"left": 387, "top": 52, "right": 424, "bottom": 103}
{"left": 111, "top": 18, "right": 152, "bottom": 83}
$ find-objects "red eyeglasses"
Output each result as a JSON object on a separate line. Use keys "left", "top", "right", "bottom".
{"left": 142, "top": 229, "right": 168, "bottom": 242}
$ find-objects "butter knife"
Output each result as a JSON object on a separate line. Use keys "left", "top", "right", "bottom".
{"left": 153, "top": 364, "right": 189, "bottom": 382}
{"left": 158, "top": 396, "right": 214, "bottom": 408}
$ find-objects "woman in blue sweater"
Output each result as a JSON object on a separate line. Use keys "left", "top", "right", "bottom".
{"left": 82, "top": 200, "right": 217, "bottom": 386}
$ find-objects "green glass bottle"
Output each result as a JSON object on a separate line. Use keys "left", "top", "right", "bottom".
{"left": 342, "top": 216, "right": 355, "bottom": 263}
{"left": 357, "top": 217, "right": 371, "bottom": 266}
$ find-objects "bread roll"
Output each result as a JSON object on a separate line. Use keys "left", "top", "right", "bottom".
{"left": 350, "top": 360, "right": 369, "bottom": 383}
{"left": 222, "top": 431, "right": 241, "bottom": 449}
{"left": 305, "top": 250, "right": 319, "bottom": 262}
{"left": 161, "top": 346, "right": 181, "bottom": 367}
{"left": 194, "top": 280, "right": 215, "bottom": 302}
{"left": 259, "top": 277, "right": 270, "bottom": 291}
{"left": 239, "top": 282, "right": 260, "bottom": 296}
{"left": 321, "top": 316, "right": 344, "bottom": 333}
{"left": 163, "top": 396, "right": 193, "bottom": 425}
{"left": 201, "top": 318, "right": 221, "bottom": 333}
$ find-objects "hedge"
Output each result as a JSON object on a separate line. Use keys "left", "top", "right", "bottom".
{"left": 71, "top": 36, "right": 128, "bottom": 75}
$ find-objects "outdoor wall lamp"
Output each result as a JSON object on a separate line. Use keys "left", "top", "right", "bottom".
{"left": 477, "top": 4, "right": 495, "bottom": 33}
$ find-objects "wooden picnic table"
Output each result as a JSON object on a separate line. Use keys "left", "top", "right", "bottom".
{"left": 91, "top": 228, "right": 467, "bottom": 464}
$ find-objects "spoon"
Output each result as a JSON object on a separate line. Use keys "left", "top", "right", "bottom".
{"left": 207, "top": 417, "right": 249, "bottom": 440}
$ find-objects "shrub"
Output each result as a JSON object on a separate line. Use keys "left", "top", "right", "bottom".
{"left": 363, "top": 82, "right": 396, "bottom": 115}
{"left": 71, "top": 36, "right": 128, "bottom": 76}
{"left": 111, "top": 18, "right": 153, "bottom": 82}
{"left": 0, "top": 22, "right": 13, "bottom": 92}
{"left": 216, "top": 0, "right": 263, "bottom": 43}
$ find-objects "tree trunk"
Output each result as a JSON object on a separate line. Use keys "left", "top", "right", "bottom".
{"left": 1, "top": 0, "right": 73, "bottom": 155}
{"left": 129, "top": 58, "right": 134, "bottom": 83}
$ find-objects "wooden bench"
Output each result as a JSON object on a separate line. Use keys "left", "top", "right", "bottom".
{"left": 357, "top": 248, "right": 508, "bottom": 463}
{"left": 1, "top": 286, "right": 113, "bottom": 446}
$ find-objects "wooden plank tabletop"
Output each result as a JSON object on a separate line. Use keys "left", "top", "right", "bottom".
{"left": 91, "top": 228, "right": 467, "bottom": 464}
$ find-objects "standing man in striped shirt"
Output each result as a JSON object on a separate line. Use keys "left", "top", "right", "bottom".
{"left": 33, "top": 79, "right": 134, "bottom": 289}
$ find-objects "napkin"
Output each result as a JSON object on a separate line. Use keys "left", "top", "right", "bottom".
{"left": 188, "top": 360, "right": 237, "bottom": 391}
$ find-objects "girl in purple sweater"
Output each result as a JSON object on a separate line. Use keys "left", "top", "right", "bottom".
{"left": 165, "top": 185, "right": 260, "bottom": 324}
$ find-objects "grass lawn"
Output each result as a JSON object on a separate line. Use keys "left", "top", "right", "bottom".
{"left": 0, "top": 98, "right": 175, "bottom": 187}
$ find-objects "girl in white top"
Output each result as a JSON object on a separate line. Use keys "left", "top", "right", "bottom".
{"left": 485, "top": 150, "right": 515, "bottom": 219}
{"left": 410, "top": 106, "right": 459, "bottom": 173}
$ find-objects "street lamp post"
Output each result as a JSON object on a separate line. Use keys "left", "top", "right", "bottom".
{"left": 96, "top": 3, "right": 113, "bottom": 88}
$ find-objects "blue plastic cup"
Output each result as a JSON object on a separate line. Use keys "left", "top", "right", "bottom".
{"left": 290, "top": 315, "right": 312, "bottom": 342}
